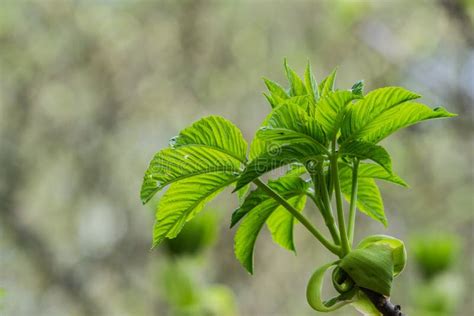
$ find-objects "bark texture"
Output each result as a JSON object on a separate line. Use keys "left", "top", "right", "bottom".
{"left": 361, "top": 288, "right": 405, "bottom": 316}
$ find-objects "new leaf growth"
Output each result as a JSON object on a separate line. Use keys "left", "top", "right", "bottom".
{"left": 140, "top": 60, "right": 456, "bottom": 315}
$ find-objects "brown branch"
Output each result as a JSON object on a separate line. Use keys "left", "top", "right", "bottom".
{"left": 361, "top": 288, "right": 405, "bottom": 316}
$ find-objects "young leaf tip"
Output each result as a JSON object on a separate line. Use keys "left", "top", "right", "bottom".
{"left": 351, "top": 80, "right": 364, "bottom": 96}
{"left": 433, "top": 106, "right": 458, "bottom": 117}
{"left": 262, "top": 77, "right": 272, "bottom": 87}
{"left": 151, "top": 236, "right": 161, "bottom": 249}
{"left": 230, "top": 209, "right": 242, "bottom": 228}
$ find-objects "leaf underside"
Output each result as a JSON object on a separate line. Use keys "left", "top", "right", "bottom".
{"left": 341, "top": 175, "right": 387, "bottom": 227}
{"left": 234, "top": 194, "right": 306, "bottom": 274}
{"left": 233, "top": 173, "right": 309, "bottom": 273}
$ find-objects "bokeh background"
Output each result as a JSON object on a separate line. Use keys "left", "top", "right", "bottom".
{"left": 1, "top": 0, "right": 473, "bottom": 315}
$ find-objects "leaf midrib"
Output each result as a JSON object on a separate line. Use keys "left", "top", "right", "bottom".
{"left": 341, "top": 98, "right": 416, "bottom": 144}
{"left": 155, "top": 175, "right": 237, "bottom": 243}
{"left": 144, "top": 167, "right": 240, "bottom": 204}
{"left": 143, "top": 143, "right": 247, "bottom": 204}
{"left": 258, "top": 127, "right": 329, "bottom": 154}
{"left": 172, "top": 143, "right": 247, "bottom": 164}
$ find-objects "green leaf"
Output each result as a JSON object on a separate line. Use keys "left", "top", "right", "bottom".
{"left": 141, "top": 116, "right": 247, "bottom": 204}
{"left": 231, "top": 188, "right": 269, "bottom": 228}
{"left": 234, "top": 194, "right": 304, "bottom": 273}
{"left": 265, "top": 93, "right": 309, "bottom": 109}
{"left": 340, "top": 236, "right": 406, "bottom": 299}
{"left": 236, "top": 183, "right": 250, "bottom": 204}
{"left": 285, "top": 164, "right": 308, "bottom": 177}
{"left": 249, "top": 107, "right": 275, "bottom": 160}
{"left": 306, "top": 261, "right": 356, "bottom": 312}
{"left": 340, "top": 141, "right": 392, "bottom": 174}
{"left": 313, "top": 90, "right": 361, "bottom": 140}
{"left": 263, "top": 78, "right": 289, "bottom": 100}
{"left": 263, "top": 93, "right": 278, "bottom": 108}
{"left": 231, "top": 175, "right": 308, "bottom": 227}
{"left": 170, "top": 115, "right": 247, "bottom": 163}
{"left": 268, "top": 174, "right": 309, "bottom": 194}
{"left": 266, "top": 95, "right": 313, "bottom": 111}
{"left": 246, "top": 102, "right": 328, "bottom": 181}
{"left": 153, "top": 172, "right": 237, "bottom": 247}
{"left": 284, "top": 59, "right": 307, "bottom": 96}
{"left": 340, "top": 162, "right": 408, "bottom": 187}
{"left": 353, "top": 178, "right": 386, "bottom": 226}
{"left": 256, "top": 103, "right": 327, "bottom": 149}
{"left": 351, "top": 80, "right": 364, "bottom": 97}
{"left": 235, "top": 142, "right": 327, "bottom": 191}
{"left": 143, "top": 116, "right": 248, "bottom": 247}
{"left": 338, "top": 162, "right": 406, "bottom": 226}
{"left": 232, "top": 175, "right": 308, "bottom": 253}
{"left": 340, "top": 244, "right": 394, "bottom": 296}
{"left": 164, "top": 210, "right": 217, "bottom": 256}
{"left": 267, "top": 194, "right": 306, "bottom": 252}
{"left": 250, "top": 98, "right": 321, "bottom": 160}
{"left": 286, "top": 95, "right": 312, "bottom": 111}
{"left": 357, "top": 235, "right": 407, "bottom": 276}
{"left": 249, "top": 133, "right": 268, "bottom": 160}
{"left": 318, "top": 68, "right": 337, "bottom": 97}
{"left": 354, "top": 103, "right": 456, "bottom": 143}
{"left": 341, "top": 87, "right": 455, "bottom": 143}
{"left": 341, "top": 87, "right": 421, "bottom": 141}
{"left": 304, "top": 61, "right": 319, "bottom": 102}
{"left": 141, "top": 146, "right": 241, "bottom": 204}
{"left": 340, "top": 176, "right": 387, "bottom": 226}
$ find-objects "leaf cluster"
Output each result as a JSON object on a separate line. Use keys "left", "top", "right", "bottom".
{"left": 140, "top": 60, "right": 455, "bottom": 314}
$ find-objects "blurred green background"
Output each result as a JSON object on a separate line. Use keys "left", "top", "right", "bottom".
{"left": 0, "top": 0, "right": 473, "bottom": 315}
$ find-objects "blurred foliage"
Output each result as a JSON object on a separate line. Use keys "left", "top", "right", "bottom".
{"left": 410, "top": 233, "right": 461, "bottom": 280}
{"left": 0, "top": 288, "right": 4, "bottom": 310}
{"left": 161, "top": 259, "right": 238, "bottom": 316}
{"left": 0, "top": 0, "right": 472, "bottom": 315}
{"left": 412, "top": 276, "right": 464, "bottom": 316}
{"left": 163, "top": 210, "right": 218, "bottom": 257}
{"left": 159, "top": 210, "right": 237, "bottom": 316}
{"left": 409, "top": 233, "right": 464, "bottom": 315}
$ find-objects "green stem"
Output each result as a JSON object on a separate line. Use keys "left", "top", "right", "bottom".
{"left": 315, "top": 171, "right": 341, "bottom": 246}
{"left": 307, "top": 191, "right": 341, "bottom": 245}
{"left": 330, "top": 143, "right": 351, "bottom": 256}
{"left": 327, "top": 163, "right": 334, "bottom": 201}
{"left": 347, "top": 159, "right": 359, "bottom": 245}
{"left": 253, "top": 178, "right": 341, "bottom": 256}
